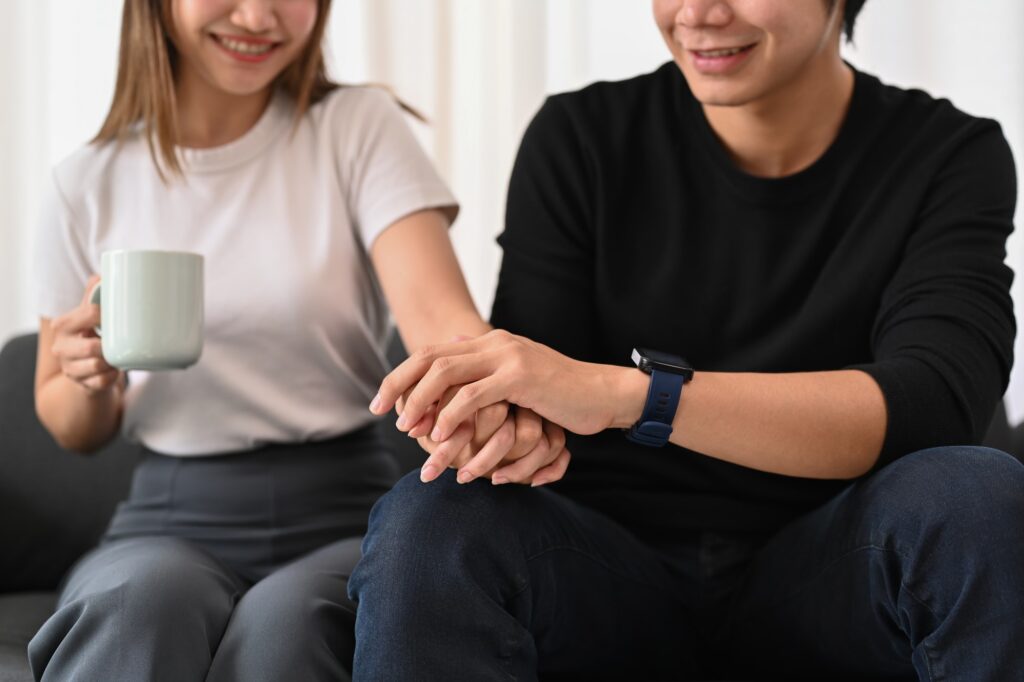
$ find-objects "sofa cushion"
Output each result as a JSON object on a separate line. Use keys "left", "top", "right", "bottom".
{"left": 0, "top": 334, "right": 141, "bottom": 592}
{"left": 0, "top": 591, "right": 55, "bottom": 682}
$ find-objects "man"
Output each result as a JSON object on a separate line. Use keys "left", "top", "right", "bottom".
{"left": 353, "top": 0, "right": 1022, "bottom": 678}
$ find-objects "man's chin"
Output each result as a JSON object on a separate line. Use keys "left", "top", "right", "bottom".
{"left": 675, "top": 64, "right": 757, "bottom": 108}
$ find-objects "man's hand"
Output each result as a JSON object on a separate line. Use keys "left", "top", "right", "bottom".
{"left": 373, "top": 329, "right": 632, "bottom": 444}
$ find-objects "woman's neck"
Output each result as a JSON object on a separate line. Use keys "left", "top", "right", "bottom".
{"left": 174, "top": 66, "right": 272, "bottom": 149}
{"left": 702, "top": 54, "right": 854, "bottom": 178}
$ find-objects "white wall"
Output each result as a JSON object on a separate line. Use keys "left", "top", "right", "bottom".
{"left": 2, "top": 0, "right": 1022, "bottom": 422}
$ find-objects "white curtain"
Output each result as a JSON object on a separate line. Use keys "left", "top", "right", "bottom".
{"left": 2, "top": 0, "right": 1022, "bottom": 422}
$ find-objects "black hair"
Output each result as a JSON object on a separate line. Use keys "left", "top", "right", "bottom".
{"left": 829, "top": 0, "right": 868, "bottom": 42}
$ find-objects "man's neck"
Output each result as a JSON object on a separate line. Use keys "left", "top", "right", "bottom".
{"left": 702, "top": 55, "right": 854, "bottom": 178}
{"left": 174, "top": 67, "right": 272, "bottom": 149}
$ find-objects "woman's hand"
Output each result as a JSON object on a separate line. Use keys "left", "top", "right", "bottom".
{"left": 398, "top": 390, "right": 571, "bottom": 486}
{"left": 373, "top": 329, "right": 633, "bottom": 446}
{"left": 49, "top": 276, "right": 124, "bottom": 394}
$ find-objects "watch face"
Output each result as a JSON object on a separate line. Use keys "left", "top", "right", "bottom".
{"left": 632, "top": 348, "right": 693, "bottom": 378}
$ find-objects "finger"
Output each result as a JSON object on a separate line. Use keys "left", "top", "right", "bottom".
{"left": 53, "top": 336, "right": 103, "bottom": 363}
{"left": 80, "top": 369, "right": 122, "bottom": 393}
{"left": 63, "top": 356, "right": 116, "bottom": 383}
{"left": 529, "top": 448, "right": 572, "bottom": 487}
{"left": 490, "top": 434, "right": 554, "bottom": 485}
{"left": 431, "top": 376, "right": 511, "bottom": 443}
{"left": 471, "top": 402, "right": 509, "bottom": 449}
{"left": 542, "top": 420, "right": 568, "bottom": 454}
{"left": 55, "top": 301, "right": 101, "bottom": 339}
{"left": 407, "top": 405, "right": 436, "bottom": 439}
{"left": 419, "top": 421, "right": 474, "bottom": 483}
{"left": 395, "top": 354, "right": 496, "bottom": 433}
{"left": 415, "top": 435, "right": 438, "bottom": 456}
{"left": 446, "top": 441, "right": 479, "bottom": 471}
{"left": 457, "top": 416, "right": 516, "bottom": 484}
{"left": 493, "top": 421, "right": 566, "bottom": 484}
{"left": 505, "top": 407, "right": 543, "bottom": 462}
{"left": 79, "top": 275, "right": 101, "bottom": 306}
{"left": 411, "top": 384, "right": 461, "bottom": 438}
{"left": 372, "top": 338, "right": 486, "bottom": 415}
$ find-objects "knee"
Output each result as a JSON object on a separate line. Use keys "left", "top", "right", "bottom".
{"left": 353, "top": 470, "right": 527, "bottom": 600}
{"left": 210, "top": 572, "right": 355, "bottom": 677}
{"left": 29, "top": 538, "right": 239, "bottom": 680}
{"left": 363, "top": 469, "right": 517, "bottom": 558}
{"left": 231, "top": 569, "right": 354, "bottom": 637}
{"left": 62, "top": 537, "right": 239, "bottom": 632}
{"left": 870, "top": 446, "right": 1024, "bottom": 541}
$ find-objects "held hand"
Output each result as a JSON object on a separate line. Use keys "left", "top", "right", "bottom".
{"left": 49, "top": 276, "right": 124, "bottom": 394}
{"left": 399, "top": 393, "right": 570, "bottom": 486}
{"left": 399, "top": 387, "right": 514, "bottom": 481}
{"left": 373, "top": 329, "right": 628, "bottom": 443}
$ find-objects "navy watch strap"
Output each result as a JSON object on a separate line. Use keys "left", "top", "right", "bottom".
{"left": 626, "top": 369, "right": 685, "bottom": 447}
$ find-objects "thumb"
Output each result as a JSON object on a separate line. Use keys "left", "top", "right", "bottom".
{"left": 81, "top": 275, "right": 101, "bottom": 307}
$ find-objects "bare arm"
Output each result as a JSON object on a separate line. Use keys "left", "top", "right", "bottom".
{"left": 369, "top": 209, "right": 570, "bottom": 485}
{"left": 608, "top": 365, "right": 886, "bottom": 479}
{"left": 35, "top": 278, "right": 125, "bottom": 454}
{"left": 369, "top": 208, "right": 490, "bottom": 351}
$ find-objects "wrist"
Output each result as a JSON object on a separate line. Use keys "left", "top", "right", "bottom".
{"left": 605, "top": 365, "right": 650, "bottom": 429}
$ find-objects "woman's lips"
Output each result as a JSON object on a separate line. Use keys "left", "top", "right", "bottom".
{"left": 211, "top": 33, "right": 281, "bottom": 64}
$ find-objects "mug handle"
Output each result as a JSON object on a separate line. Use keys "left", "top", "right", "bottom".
{"left": 88, "top": 281, "right": 103, "bottom": 337}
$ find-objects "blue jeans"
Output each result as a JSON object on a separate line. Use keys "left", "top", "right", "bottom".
{"left": 348, "top": 446, "right": 1024, "bottom": 681}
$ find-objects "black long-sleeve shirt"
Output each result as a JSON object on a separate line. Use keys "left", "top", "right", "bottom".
{"left": 490, "top": 62, "right": 1017, "bottom": 542}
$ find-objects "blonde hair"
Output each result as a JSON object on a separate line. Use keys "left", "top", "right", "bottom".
{"left": 94, "top": 0, "right": 339, "bottom": 179}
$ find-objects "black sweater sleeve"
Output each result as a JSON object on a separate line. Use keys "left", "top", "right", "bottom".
{"left": 855, "top": 124, "right": 1017, "bottom": 466}
{"left": 490, "top": 97, "right": 599, "bottom": 361}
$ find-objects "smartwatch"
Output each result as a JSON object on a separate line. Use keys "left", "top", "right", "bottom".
{"left": 625, "top": 348, "right": 694, "bottom": 447}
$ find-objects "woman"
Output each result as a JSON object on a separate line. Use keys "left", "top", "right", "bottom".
{"left": 27, "top": 0, "right": 567, "bottom": 680}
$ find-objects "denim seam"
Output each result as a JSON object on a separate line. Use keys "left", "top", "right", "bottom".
{"left": 898, "top": 577, "right": 940, "bottom": 682}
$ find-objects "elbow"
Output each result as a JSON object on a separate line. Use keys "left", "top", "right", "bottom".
{"left": 34, "top": 404, "right": 101, "bottom": 455}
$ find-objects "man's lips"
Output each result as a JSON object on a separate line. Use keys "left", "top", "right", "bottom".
{"left": 686, "top": 43, "right": 758, "bottom": 75}
{"left": 689, "top": 43, "right": 757, "bottom": 58}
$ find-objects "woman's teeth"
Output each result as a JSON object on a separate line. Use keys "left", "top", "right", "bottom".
{"left": 217, "top": 36, "right": 274, "bottom": 55}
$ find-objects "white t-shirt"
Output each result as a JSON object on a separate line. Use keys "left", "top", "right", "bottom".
{"left": 34, "top": 87, "right": 457, "bottom": 455}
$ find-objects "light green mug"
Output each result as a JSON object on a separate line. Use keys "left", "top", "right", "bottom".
{"left": 89, "top": 250, "right": 204, "bottom": 371}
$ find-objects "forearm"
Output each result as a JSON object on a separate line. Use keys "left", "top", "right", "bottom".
{"left": 36, "top": 374, "right": 124, "bottom": 453}
{"left": 608, "top": 368, "right": 887, "bottom": 479}
{"left": 400, "top": 311, "right": 491, "bottom": 355}
{"left": 371, "top": 209, "right": 492, "bottom": 354}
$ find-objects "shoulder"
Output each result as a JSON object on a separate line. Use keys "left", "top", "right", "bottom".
{"left": 541, "top": 62, "right": 682, "bottom": 130}
{"left": 523, "top": 62, "right": 686, "bottom": 162}
{"left": 305, "top": 85, "right": 413, "bottom": 136}
{"left": 858, "top": 70, "right": 1012, "bottom": 170}
{"left": 50, "top": 137, "right": 134, "bottom": 215}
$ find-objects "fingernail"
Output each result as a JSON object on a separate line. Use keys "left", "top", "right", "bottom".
{"left": 430, "top": 427, "right": 442, "bottom": 442}
{"left": 369, "top": 394, "right": 382, "bottom": 413}
{"left": 457, "top": 470, "right": 475, "bottom": 484}
{"left": 531, "top": 478, "right": 550, "bottom": 488}
{"left": 491, "top": 476, "right": 509, "bottom": 485}
{"left": 396, "top": 414, "right": 408, "bottom": 430}
{"left": 420, "top": 464, "right": 439, "bottom": 482}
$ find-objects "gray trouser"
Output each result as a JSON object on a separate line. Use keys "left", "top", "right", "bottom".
{"left": 27, "top": 427, "right": 399, "bottom": 682}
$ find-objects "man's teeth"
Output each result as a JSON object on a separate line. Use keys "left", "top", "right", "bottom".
{"left": 698, "top": 46, "right": 747, "bottom": 58}
{"left": 219, "top": 37, "right": 274, "bottom": 55}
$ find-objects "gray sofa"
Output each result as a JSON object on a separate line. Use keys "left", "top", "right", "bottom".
{"left": 1, "top": 331, "right": 1021, "bottom": 681}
